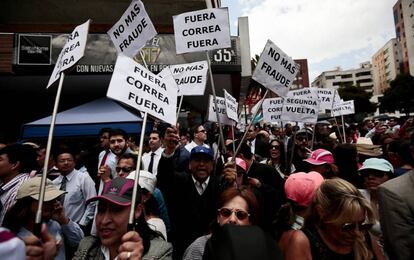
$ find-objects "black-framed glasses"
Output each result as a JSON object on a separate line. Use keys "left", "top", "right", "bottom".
{"left": 116, "top": 167, "right": 133, "bottom": 173}
{"left": 341, "top": 222, "right": 373, "bottom": 233}
{"left": 218, "top": 207, "right": 250, "bottom": 221}
{"left": 360, "top": 170, "right": 387, "bottom": 178}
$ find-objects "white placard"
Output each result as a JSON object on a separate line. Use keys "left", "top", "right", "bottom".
{"left": 287, "top": 88, "right": 318, "bottom": 100}
{"left": 207, "top": 95, "right": 235, "bottom": 126}
{"left": 107, "top": 55, "right": 178, "bottom": 125}
{"left": 107, "top": 0, "right": 157, "bottom": 58}
{"left": 47, "top": 20, "right": 90, "bottom": 88}
{"left": 262, "top": 97, "right": 284, "bottom": 123}
{"left": 168, "top": 61, "right": 208, "bottom": 96}
{"left": 252, "top": 40, "right": 299, "bottom": 97}
{"left": 173, "top": 8, "right": 231, "bottom": 54}
{"left": 312, "top": 87, "right": 335, "bottom": 110}
{"left": 223, "top": 89, "right": 238, "bottom": 122}
{"left": 281, "top": 97, "right": 320, "bottom": 123}
{"left": 332, "top": 100, "right": 355, "bottom": 117}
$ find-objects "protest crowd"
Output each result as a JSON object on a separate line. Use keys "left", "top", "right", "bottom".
{"left": 2, "top": 1, "right": 414, "bottom": 260}
{"left": 0, "top": 116, "right": 414, "bottom": 260}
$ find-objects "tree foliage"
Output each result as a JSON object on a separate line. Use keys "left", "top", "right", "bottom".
{"left": 338, "top": 85, "right": 376, "bottom": 121}
{"left": 380, "top": 74, "right": 414, "bottom": 115}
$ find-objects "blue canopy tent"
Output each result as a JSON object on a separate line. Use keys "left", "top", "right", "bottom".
{"left": 21, "top": 98, "right": 151, "bottom": 139}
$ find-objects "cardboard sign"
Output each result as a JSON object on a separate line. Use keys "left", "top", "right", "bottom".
{"left": 262, "top": 97, "right": 284, "bottom": 123}
{"left": 47, "top": 20, "right": 90, "bottom": 88}
{"left": 168, "top": 61, "right": 208, "bottom": 96}
{"left": 311, "top": 87, "right": 335, "bottom": 110}
{"left": 224, "top": 89, "right": 238, "bottom": 122}
{"left": 207, "top": 95, "right": 235, "bottom": 126}
{"left": 252, "top": 40, "right": 299, "bottom": 97}
{"left": 332, "top": 100, "right": 355, "bottom": 117}
{"left": 108, "top": 0, "right": 157, "bottom": 58}
{"left": 107, "top": 55, "right": 178, "bottom": 125}
{"left": 281, "top": 97, "right": 319, "bottom": 123}
{"left": 173, "top": 8, "right": 231, "bottom": 54}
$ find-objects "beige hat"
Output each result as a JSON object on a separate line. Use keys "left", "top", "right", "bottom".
{"left": 126, "top": 170, "right": 157, "bottom": 194}
{"left": 16, "top": 177, "right": 66, "bottom": 201}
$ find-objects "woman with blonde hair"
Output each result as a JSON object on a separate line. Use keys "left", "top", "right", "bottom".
{"left": 285, "top": 178, "right": 381, "bottom": 260}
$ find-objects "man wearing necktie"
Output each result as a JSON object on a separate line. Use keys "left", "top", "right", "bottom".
{"left": 142, "top": 130, "right": 164, "bottom": 175}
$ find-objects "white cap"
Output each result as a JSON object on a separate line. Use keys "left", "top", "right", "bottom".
{"left": 126, "top": 170, "right": 156, "bottom": 194}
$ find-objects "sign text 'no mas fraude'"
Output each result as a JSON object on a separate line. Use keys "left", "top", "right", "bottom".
{"left": 47, "top": 20, "right": 90, "bottom": 88}
{"left": 107, "top": 55, "right": 177, "bottom": 125}
{"left": 252, "top": 40, "right": 299, "bottom": 97}
{"left": 173, "top": 8, "right": 231, "bottom": 54}
{"left": 107, "top": 0, "right": 157, "bottom": 58}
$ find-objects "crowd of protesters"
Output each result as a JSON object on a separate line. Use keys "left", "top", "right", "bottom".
{"left": 0, "top": 115, "right": 413, "bottom": 260}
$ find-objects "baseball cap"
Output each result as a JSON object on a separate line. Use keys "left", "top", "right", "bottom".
{"left": 284, "top": 171, "right": 324, "bottom": 207}
{"left": 126, "top": 170, "right": 156, "bottom": 194}
{"left": 358, "top": 158, "right": 394, "bottom": 173}
{"left": 227, "top": 157, "right": 247, "bottom": 172}
{"left": 190, "top": 146, "right": 214, "bottom": 160}
{"left": 88, "top": 177, "right": 141, "bottom": 206}
{"left": 296, "top": 127, "right": 313, "bottom": 136}
{"left": 304, "top": 149, "right": 334, "bottom": 165}
{"left": 16, "top": 177, "right": 66, "bottom": 201}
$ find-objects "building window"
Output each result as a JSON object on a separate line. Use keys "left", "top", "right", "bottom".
{"left": 341, "top": 74, "right": 353, "bottom": 79}
{"left": 325, "top": 75, "right": 335, "bottom": 80}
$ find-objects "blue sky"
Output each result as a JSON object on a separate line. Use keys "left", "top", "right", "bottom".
{"left": 221, "top": 0, "right": 397, "bottom": 83}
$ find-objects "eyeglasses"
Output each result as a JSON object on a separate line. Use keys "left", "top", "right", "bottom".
{"left": 217, "top": 207, "right": 250, "bottom": 221}
{"left": 341, "top": 222, "right": 373, "bottom": 233}
{"left": 360, "top": 170, "right": 386, "bottom": 178}
{"left": 116, "top": 167, "right": 133, "bottom": 173}
{"left": 296, "top": 137, "right": 308, "bottom": 142}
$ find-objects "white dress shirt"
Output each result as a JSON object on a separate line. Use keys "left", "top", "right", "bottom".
{"left": 192, "top": 176, "right": 210, "bottom": 195}
{"left": 247, "top": 138, "right": 256, "bottom": 155}
{"left": 142, "top": 147, "right": 164, "bottom": 176}
{"left": 53, "top": 169, "right": 97, "bottom": 226}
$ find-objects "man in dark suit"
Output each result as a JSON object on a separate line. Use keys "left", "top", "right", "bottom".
{"left": 378, "top": 132, "right": 414, "bottom": 260}
{"left": 157, "top": 125, "right": 221, "bottom": 260}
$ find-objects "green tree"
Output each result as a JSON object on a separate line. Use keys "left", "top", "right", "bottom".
{"left": 338, "top": 85, "right": 376, "bottom": 122}
{"left": 380, "top": 74, "right": 414, "bottom": 116}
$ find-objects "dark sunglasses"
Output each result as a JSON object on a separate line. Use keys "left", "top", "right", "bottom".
{"left": 360, "top": 170, "right": 387, "bottom": 178}
{"left": 341, "top": 222, "right": 373, "bottom": 233}
{"left": 218, "top": 207, "right": 250, "bottom": 221}
{"left": 116, "top": 167, "right": 133, "bottom": 173}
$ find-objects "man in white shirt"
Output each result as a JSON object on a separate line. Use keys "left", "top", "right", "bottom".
{"left": 185, "top": 124, "right": 210, "bottom": 153}
{"left": 142, "top": 130, "right": 164, "bottom": 176}
{"left": 52, "top": 148, "right": 96, "bottom": 231}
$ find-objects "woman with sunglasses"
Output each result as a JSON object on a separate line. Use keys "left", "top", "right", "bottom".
{"left": 262, "top": 139, "right": 294, "bottom": 179}
{"left": 358, "top": 158, "right": 394, "bottom": 259}
{"left": 182, "top": 186, "right": 259, "bottom": 260}
{"left": 285, "top": 178, "right": 380, "bottom": 260}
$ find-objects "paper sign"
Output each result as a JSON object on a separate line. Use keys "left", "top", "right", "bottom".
{"left": 287, "top": 88, "right": 318, "bottom": 100}
{"left": 224, "top": 89, "right": 238, "bottom": 122}
{"left": 252, "top": 40, "right": 299, "bottom": 97}
{"left": 107, "top": 55, "right": 178, "bottom": 125}
{"left": 47, "top": 20, "right": 90, "bottom": 88}
{"left": 332, "top": 100, "right": 355, "bottom": 117}
{"left": 207, "top": 95, "right": 235, "bottom": 126}
{"left": 311, "top": 87, "right": 335, "bottom": 110}
{"left": 173, "top": 8, "right": 231, "bottom": 54}
{"left": 167, "top": 61, "right": 208, "bottom": 96}
{"left": 107, "top": 0, "right": 157, "bottom": 58}
{"left": 281, "top": 97, "right": 320, "bottom": 123}
{"left": 262, "top": 97, "right": 284, "bottom": 123}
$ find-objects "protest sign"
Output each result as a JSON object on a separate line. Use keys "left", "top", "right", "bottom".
{"left": 262, "top": 97, "right": 284, "bottom": 123}
{"left": 108, "top": 0, "right": 157, "bottom": 58}
{"left": 168, "top": 61, "right": 208, "bottom": 95}
{"left": 107, "top": 55, "right": 177, "bottom": 125}
{"left": 332, "top": 100, "right": 355, "bottom": 117}
{"left": 311, "top": 87, "right": 335, "bottom": 110}
{"left": 173, "top": 8, "right": 231, "bottom": 54}
{"left": 252, "top": 40, "right": 299, "bottom": 97}
{"left": 47, "top": 20, "right": 90, "bottom": 88}
{"left": 281, "top": 97, "right": 320, "bottom": 123}
{"left": 224, "top": 89, "right": 238, "bottom": 122}
{"left": 287, "top": 88, "right": 318, "bottom": 100}
{"left": 207, "top": 95, "right": 235, "bottom": 126}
